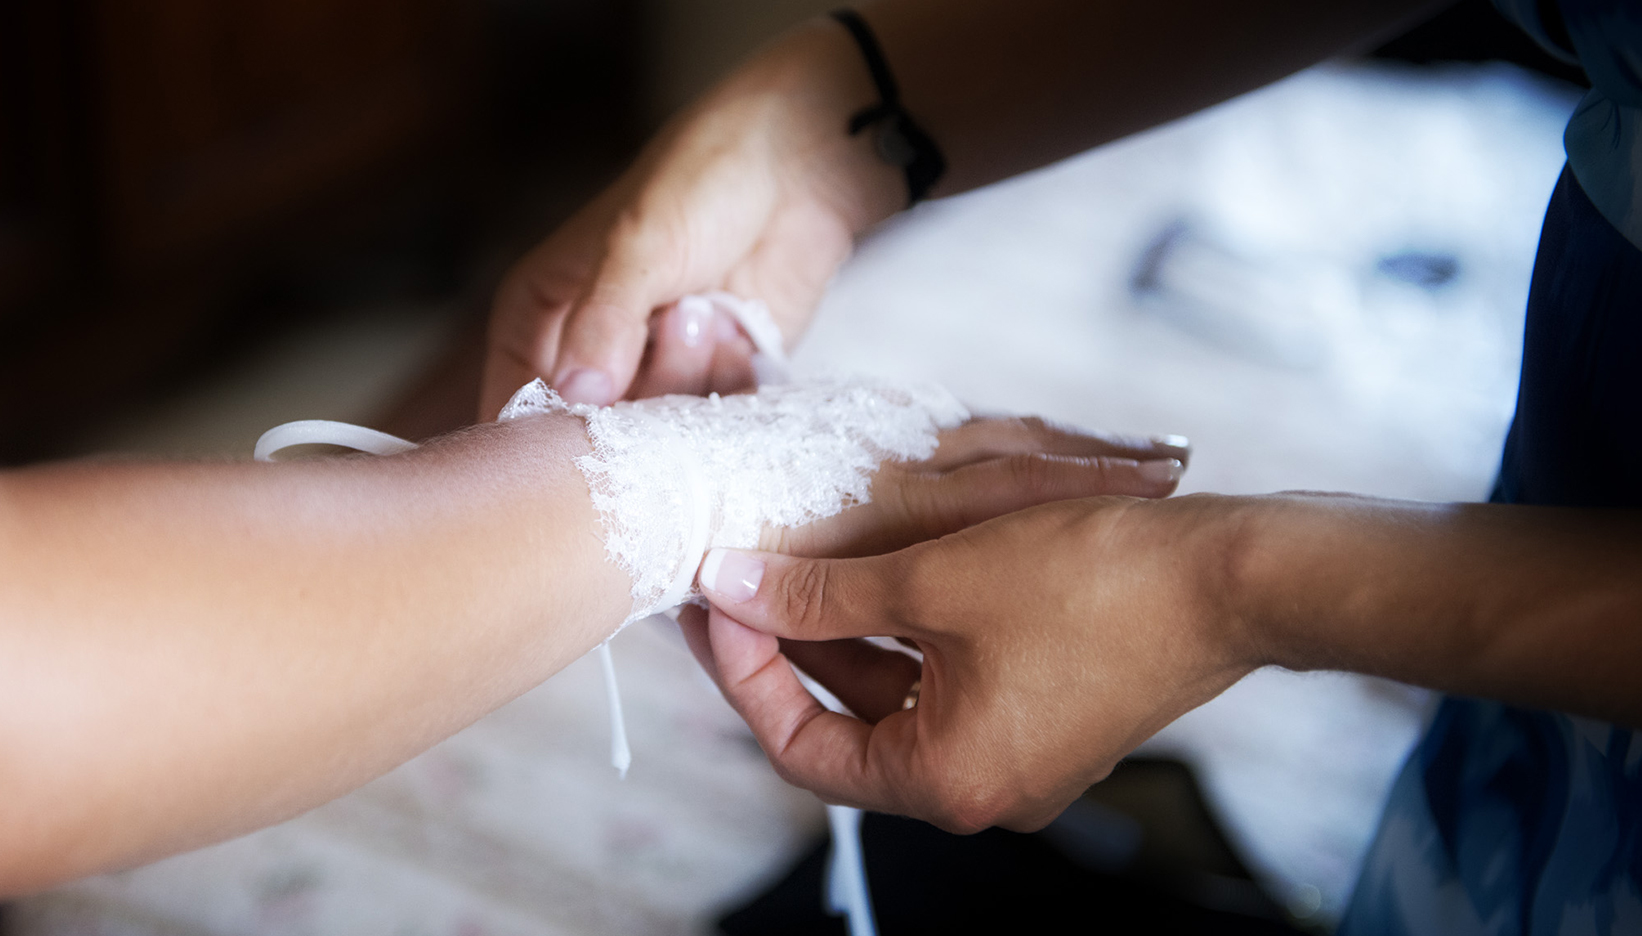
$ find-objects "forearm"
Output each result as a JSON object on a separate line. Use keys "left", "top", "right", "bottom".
{"left": 0, "top": 416, "right": 629, "bottom": 892}
{"left": 1230, "top": 494, "right": 1642, "bottom": 726}
{"left": 703, "top": 0, "right": 1443, "bottom": 233}
{"left": 866, "top": 0, "right": 1445, "bottom": 195}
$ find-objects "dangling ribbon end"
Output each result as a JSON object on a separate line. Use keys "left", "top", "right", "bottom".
{"left": 597, "top": 639, "right": 632, "bottom": 780}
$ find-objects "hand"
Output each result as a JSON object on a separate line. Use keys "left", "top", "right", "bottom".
{"left": 481, "top": 22, "right": 906, "bottom": 417}
{"left": 761, "top": 416, "right": 1189, "bottom": 561}
{"left": 681, "top": 492, "right": 1256, "bottom": 834}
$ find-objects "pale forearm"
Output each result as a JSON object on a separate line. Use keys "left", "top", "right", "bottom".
{"left": 1233, "top": 494, "right": 1642, "bottom": 726}
{"left": 0, "top": 415, "right": 629, "bottom": 892}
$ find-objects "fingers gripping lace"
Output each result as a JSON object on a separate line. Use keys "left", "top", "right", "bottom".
{"left": 255, "top": 295, "right": 963, "bottom": 936}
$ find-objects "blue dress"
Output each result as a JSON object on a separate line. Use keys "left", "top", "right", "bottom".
{"left": 1340, "top": 2, "right": 1642, "bottom": 932}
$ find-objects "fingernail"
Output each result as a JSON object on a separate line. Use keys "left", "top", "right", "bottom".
{"left": 675, "top": 296, "right": 711, "bottom": 348}
{"left": 555, "top": 368, "right": 614, "bottom": 405}
{"left": 1139, "top": 458, "right": 1184, "bottom": 483}
{"left": 699, "top": 548, "right": 764, "bottom": 603}
{"left": 1151, "top": 434, "right": 1191, "bottom": 451}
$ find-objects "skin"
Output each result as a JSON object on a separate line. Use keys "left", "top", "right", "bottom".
{"left": 687, "top": 495, "right": 1642, "bottom": 834}
{"left": 482, "top": 0, "right": 1639, "bottom": 839}
{"left": 0, "top": 413, "right": 1181, "bottom": 894}
{"left": 481, "top": 0, "right": 1443, "bottom": 414}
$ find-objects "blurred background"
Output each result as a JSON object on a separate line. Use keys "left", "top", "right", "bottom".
{"left": 0, "top": 1, "right": 1590, "bottom": 934}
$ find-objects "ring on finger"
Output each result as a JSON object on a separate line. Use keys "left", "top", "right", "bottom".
{"left": 902, "top": 680, "right": 921, "bottom": 710}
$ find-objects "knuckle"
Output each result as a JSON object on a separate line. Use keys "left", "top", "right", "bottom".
{"left": 1091, "top": 456, "right": 1120, "bottom": 487}
{"left": 1014, "top": 415, "right": 1049, "bottom": 436}
{"left": 777, "top": 560, "right": 834, "bottom": 638}
{"left": 1006, "top": 453, "right": 1060, "bottom": 498}
{"left": 763, "top": 740, "right": 805, "bottom": 785}
{"left": 890, "top": 546, "right": 946, "bottom": 633}
{"left": 760, "top": 708, "right": 830, "bottom": 787}
{"left": 898, "top": 473, "right": 966, "bottom": 538}
{"left": 767, "top": 758, "right": 802, "bottom": 789}
{"left": 602, "top": 208, "right": 681, "bottom": 282}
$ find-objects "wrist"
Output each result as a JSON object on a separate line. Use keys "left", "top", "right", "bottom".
{"left": 710, "top": 18, "right": 909, "bottom": 234}
{"left": 429, "top": 415, "right": 632, "bottom": 658}
{"left": 1212, "top": 495, "right": 1282, "bottom": 673}
{"left": 1159, "top": 494, "right": 1278, "bottom": 676}
{"left": 1221, "top": 492, "right": 1365, "bottom": 674}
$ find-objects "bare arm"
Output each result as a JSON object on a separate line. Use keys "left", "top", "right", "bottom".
{"left": 688, "top": 493, "right": 1642, "bottom": 832}
{"left": 1238, "top": 495, "right": 1642, "bottom": 725}
{"left": 0, "top": 416, "right": 629, "bottom": 892}
{"left": 0, "top": 412, "right": 1180, "bottom": 890}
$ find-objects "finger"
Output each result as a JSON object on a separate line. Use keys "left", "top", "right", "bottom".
{"left": 481, "top": 276, "right": 570, "bottom": 419}
{"left": 553, "top": 232, "right": 683, "bottom": 405}
{"left": 922, "top": 417, "right": 1191, "bottom": 472}
{"left": 922, "top": 417, "right": 1191, "bottom": 471}
{"left": 676, "top": 604, "right": 716, "bottom": 684}
{"left": 705, "top": 326, "right": 757, "bottom": 396}
{"left": 856, "top": 455, "right": 1179, "bottom": 553}
{"left": 628, "top": 298, "right": 716, "bottom": 399}
{"left": 698, "top": 547, "right": 911, "bottom": 642}
{"left": 708, "top": 605, "right": 913, "bottom": 813}
{"left": 481, "top": 343, "right": 551, "bottom": 422}
{"left": 780, "top": 638, "right": 921, "bottom": 724}
{"left": 921, "top": 453, "right": 1180, "bottom": 528}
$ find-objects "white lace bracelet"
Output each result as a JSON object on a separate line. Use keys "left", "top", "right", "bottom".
{"left": 254, "top": 293, "right": 961, "bottom": 936}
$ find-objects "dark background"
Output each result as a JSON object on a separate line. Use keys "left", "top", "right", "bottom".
{"left": 0, "top": 0, "right": 640, "bottom": 461}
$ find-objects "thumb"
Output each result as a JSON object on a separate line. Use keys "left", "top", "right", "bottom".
{"left": 551, "top": 236, "right": 683, "bottom": 405}
{"left": 698, "top": 548, "right": 913, "bottom": 642}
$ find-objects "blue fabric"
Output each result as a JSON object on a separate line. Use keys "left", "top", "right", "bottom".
{"left": 1339, "top": 8, "right": 1642, "bottom": 930}
{"left": 1493, "top": 0, "right": 1642, "bottom": 250}
{"left": 1494, "top": 165, "right": 1642, "bottom": 507}
{"left": 1339, "top": 166, "right": 1642, "bottom": 934}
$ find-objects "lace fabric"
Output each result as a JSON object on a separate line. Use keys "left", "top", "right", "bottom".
{"left": 255, "top": 302, "right": 956, "bottom": 936}
{"left": 499, "top": 376, "right": 969, "bottom": 627}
